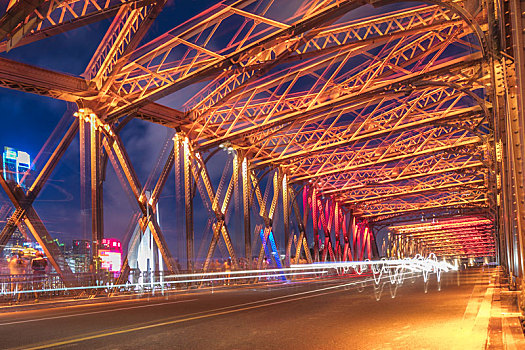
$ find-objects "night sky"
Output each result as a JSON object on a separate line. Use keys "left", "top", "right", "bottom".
{"left": 0, "top": 0, "right": 420, "bottom": 262}
{"left": 0, "top": 1, "right": 227, "bottom": 261}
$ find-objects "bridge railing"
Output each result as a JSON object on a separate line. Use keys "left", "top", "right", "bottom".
{"left": 0, "top": 256, "right": 456, "bottom": 303}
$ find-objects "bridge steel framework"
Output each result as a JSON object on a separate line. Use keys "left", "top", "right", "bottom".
{"left": 0, "top": 0, "right": 523, "bottom": 298}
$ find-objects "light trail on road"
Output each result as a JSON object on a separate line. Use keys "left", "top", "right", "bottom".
{"left": 18, "top": 269, "right": 429, "bottom": 350}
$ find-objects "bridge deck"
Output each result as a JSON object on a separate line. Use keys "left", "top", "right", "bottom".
{"left": 0, "top": 267, "right": 522, "bottom": 349}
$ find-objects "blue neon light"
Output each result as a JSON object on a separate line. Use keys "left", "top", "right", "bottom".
{"left": 259, "top": 229, "right": 286, "bottom": 281}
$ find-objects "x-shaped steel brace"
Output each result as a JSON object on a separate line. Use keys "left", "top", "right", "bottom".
{"left": 98, "top": 123, "right": 177, "bottom": 280}
{"left": 0, "top": 118, "right": 78, "bottom": 287}
{"left": 0, "top": 169, "right": 77, "bottom": 288}
{"left": 317, "top": 197, "right": 335, "bottom": 262}
{"left": 188, "top": 148, "right": 238, "bottom": 272}
{"left": 251, "top": 171, "right": 283, "bottom": 269}
{"left": 290, "top": 186, "right": 312, "bottom": 265}
{"left": 343, "top": 214, "right": 355, "bottom": 262}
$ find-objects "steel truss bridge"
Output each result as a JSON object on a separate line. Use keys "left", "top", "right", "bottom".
{"left": 0, "top": 0, "right": 523, "bottom": 291}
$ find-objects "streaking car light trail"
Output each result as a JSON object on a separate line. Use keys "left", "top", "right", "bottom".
{"left": 2, "top": 255, "right": 454, "bottom": 297}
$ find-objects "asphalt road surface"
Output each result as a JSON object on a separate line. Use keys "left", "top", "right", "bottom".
{"left": 0, "top": 268, "right": 492, "bottom": 349}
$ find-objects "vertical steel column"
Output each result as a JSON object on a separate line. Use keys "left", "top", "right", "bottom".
{"left": 79, "top": 115, "right": 90, "bottom": 244}
{"left": 174, "top": 134, "right": 183, "bottom": 263}
{"left": 508, "top": 0, "right": 525, "bottom": 280}
{"left": 282, "top": 173, "right": 290, "bottom": 267}
{"left": 302, "top": 187, "right": 312, "bottom": 263}
{"left": 311, "top": 187, "right": 319, "bottom": 262}
{"left": 369, "top": 223, "right": 379, "bottom": 258}
{"left": 343, "top": 211, "right": 351, "bottom": 261}
{"left": 352, "top": 217, "right": 358, "bottom": 259}
{"left": 334, "top": 202, "right": 341, "bottom": 261}
{"left": 488, "top": 0, "right": 515, "bottom": 280}
{"left": 242, "top": 156, "right": 251, "bottom": 265}
{"left": 89, "top": 112, "right": 103, "bottom": 262}
{"left": 183, "top": 137, "right": 194, "bottom": 272}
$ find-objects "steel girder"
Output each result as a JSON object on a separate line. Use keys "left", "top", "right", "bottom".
{"left": 390, "top": 217, "right": 495, "bottom": 257}
{"left": 0, "top": 0, "right": 156, "bottom": 52}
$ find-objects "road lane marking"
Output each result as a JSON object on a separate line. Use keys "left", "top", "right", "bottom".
{"left": 20, "top": 273, "right": 425, "bottom": 350}
{"left": 23, "top": 288, "right": 345, "bottom": 350}
{"left": 0, "top": 298, "right": 198, "bottom": 326}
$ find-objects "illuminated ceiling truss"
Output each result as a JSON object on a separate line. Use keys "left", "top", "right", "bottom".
{"left": 390, "top": 217, "right": 495, "bottom": 257}
{"left": 0, "top": 0, "right": 495, "bottom": 263}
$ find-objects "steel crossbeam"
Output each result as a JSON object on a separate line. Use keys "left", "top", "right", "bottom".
{"left": 363, "top": 189, "right": 487, "bottom": 218}
{"left": 389, "top": 216, "right": 496, "bottom": 257}
{"left": 0, "top": 1, "right": 154, "bottom": 52}
{"left": 290, "top": 130, "right": 483, "bottom": 183}
{"left": 340, "top": 173, "right": 485, "bottom": 205}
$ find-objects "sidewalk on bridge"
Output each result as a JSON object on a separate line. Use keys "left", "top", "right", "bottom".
{"left": 484, "top": 267, "right": 525, "bottom": 349}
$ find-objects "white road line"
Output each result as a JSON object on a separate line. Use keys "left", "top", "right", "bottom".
{"left": 0, "top": 298, "right": 198, "bottom": 326}
{"left": 20, "top": 272, "right": 430, "bottom": 349}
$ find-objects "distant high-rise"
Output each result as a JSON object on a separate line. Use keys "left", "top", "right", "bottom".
{"left": 72, "top": 240, "right": 91, "bottom": 256}
{"left": 2, "top": 146, "right": 31, "bottom": 189}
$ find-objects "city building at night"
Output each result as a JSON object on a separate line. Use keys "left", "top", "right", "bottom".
{"left": 128, "top": 192, "right": 163, "bottom": 284}
{"left": 2, "top": 146, "right": 31, "bottom": 189}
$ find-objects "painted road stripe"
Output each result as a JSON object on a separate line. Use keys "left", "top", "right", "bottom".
{"left": 19, "top": 273, "right": 423, "bottom": 350}
{"left": 0, "top": 298, "right": 198, "bottom": 326}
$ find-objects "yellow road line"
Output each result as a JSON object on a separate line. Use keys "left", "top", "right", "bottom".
{"left": 22, "top": 281, "right": 358, "bottom": 349}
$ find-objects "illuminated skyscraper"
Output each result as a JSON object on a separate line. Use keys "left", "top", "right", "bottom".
{"left": 2, "top": 146, "right": 31, "bottom": 189}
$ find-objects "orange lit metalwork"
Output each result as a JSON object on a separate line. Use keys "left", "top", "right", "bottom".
{"left": 0, "top": 0, "right": 509, "bottom": 282}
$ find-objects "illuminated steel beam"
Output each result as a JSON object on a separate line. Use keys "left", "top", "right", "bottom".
{"left": 0, "top": 56, "right": 187, "bottom": 128}
{"left": 0, "top": 56, "right": 93, "bottom": 101}
{"left": 241, "top": 156, "right": 251, "bottom": 265}
{"left": 392, "top": 217, "right": 493, "bottom": 233}
{"left": 198, "top": 55, "right": 483, "bottom": 150}
{"left": 186, "top": 5, "right": 474, "bottom": 134}
{"left": 400, "top": 227, "right": 494, "bottom": 238}
{"left": 83, "top": 1, "right": 163, "bottom": 83}
{"left": 326, "top": 166, "right": 484, "bottom": 199}
{"left": 251, "top": 104, "right": 484, "bottom": 167}
{"left": 282, "top": 172, "right": 291, "bottom": 266}
{"left": 290, "top": 132, "right": 482, "bottom": 183}
{"left": 251, "top": 170, "right": 283, "bottom": 268}
{"left": 0, "top": 1, "right": 154, "bottom": 52}
{"left": 290, "top": 186, "right": 312, "bottom": 264}
{"left": 89, "top": 112, "right": 104, "bottom": 259}
{"left": 0, "top": 0, "right": 48, "bottom": 42}
{"left": 361, "top": 190, "right": 488, "bottom": 219}
{"left": 107, "top": 0, "right": 373, "bottom": 119}
{"left": 339, "top": 175, "right": 486, "bottom": 205}
{"left": 190, "top": 150, "right": 238, "bottom": 272}
{"left": 94, "top": 115, "right": 177, "bottom": 273}
{"left": 321, "top": 153, "right": 484, "bottom": 195}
